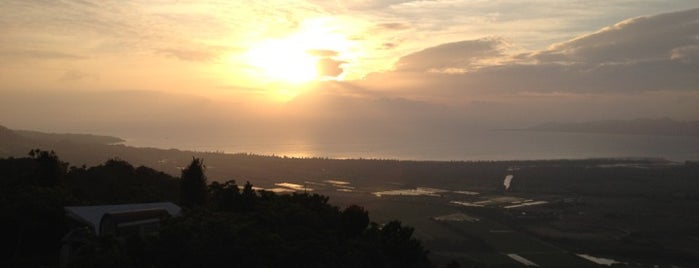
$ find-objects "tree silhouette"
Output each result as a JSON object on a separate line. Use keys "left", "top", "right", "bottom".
{"left": 341, "top": 205, "right": 370, "bottom": 238}
{"left": 28, "top": 149, "right": 66, "bottom": 187}
{"left": 240, "top": 181, "right": 257, "bottom": 211}
{"left": 379, "top": 221, "right": 431, "bottom": 267}
{"left": 179, "top": 157, "right": 207, "bottom": 207}
{"left": 209, "top": 180, "right": 240, "bottom": 211}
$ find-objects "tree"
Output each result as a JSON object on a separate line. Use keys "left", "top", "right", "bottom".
{"left": 378, "top": 221, "right": 431, "bottom": 267}
{"left": 180, "top": 157, "right": 207, "bottom": 207}
{"left": 209, "top": 180, "right": 240, "bottom": 211}
{"left": 341, "top": 205, "right": 370, "bottom": 238}
{"left": 240, "top": 181, "right": 257, "bottom": 211}
{"left": 28, "top": 149, "right": 66, "bottom": 187}
{"left": 445, "top": 260, "right": 461, "bottom": 268}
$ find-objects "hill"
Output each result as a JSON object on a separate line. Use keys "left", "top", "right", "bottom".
{"left": 3, "top": 126, "right": 699, "bottom": 266}
{"left": 1, "top": 153, "right": 431, "bottom": 267}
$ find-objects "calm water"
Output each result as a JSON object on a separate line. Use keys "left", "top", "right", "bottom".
{"left": 123, "top": 130, "right": 699, "bottom": 161}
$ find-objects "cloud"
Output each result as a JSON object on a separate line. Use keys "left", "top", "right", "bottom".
{"left": 671, "top": 45, "right": 699, "bottom": 63}
{"left": 0, "top": 50, "right": 87, "bottom": 60}
{"left": 395, "top": 37, "right": 509, "bottom": 72}
{"left": 531, "top": 8, "right": 699, "bottom": 64}
{"left": 3, "top": 1, "right": 699, "bottom": 136}
{"left": 307, "top": 49, "right": 339, "bottom": 57}
{"left": 305, "top": 49, "right": 346, "bottom": 78}
{"left": 156, "top": 48, "right": 219, "bottom": 62}
{"left": 310, "top": 0, "right": 415, "bottom": 10}
{"left": 336, "top": 7, "right": 699, "bottom": 127}
{"left": 361, "top": 8, "right": 699, "bottom": 97}
{"left": 374, "top": 22, "right": 412, "bottom": 31}
{"left": 0, "top": 89, "right": 256, "bottom": 137}
{"left": 59, "top": 70, "right": 99, "bottom": 82}
{"left": 382, "top": 43, "right": 398, "bottom": 49}
{"left": 316, "top": 58, "right": 345, "bottom": 78}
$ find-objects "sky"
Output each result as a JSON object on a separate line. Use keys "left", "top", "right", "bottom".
{"left": 1, "top": 1, "right": 698, "bottom": 147}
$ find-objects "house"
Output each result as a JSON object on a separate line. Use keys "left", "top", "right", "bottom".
{"left": 64, "top": 202, "right": 181, "bottom": 237}
{"left": 61, "top": 202, "right": 181, "bottom": 267}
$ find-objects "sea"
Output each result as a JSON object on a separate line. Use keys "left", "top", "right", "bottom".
{"left": 122, "top": 130, "right": 699, "bottom": 162}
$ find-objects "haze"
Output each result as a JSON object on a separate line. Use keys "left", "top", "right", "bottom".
{"left": 1, "top": 1, "right": 698, "bottom": 157}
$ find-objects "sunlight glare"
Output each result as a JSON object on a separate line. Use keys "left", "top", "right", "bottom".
{"left": 243, "top": 18, "right": 356, "bottom": 86}
{"left": 245, "top": 40, "right": 318, "bottom": 84}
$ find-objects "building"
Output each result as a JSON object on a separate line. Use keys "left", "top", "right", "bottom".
{"left": 61, "top": 202, "right": 181, "bottom": 267}
{"left": 64, "top": 202, "right": 181, "bottom": 237}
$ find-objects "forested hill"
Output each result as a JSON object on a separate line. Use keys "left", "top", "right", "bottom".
{"left": 0, "top": 152, "right": 432, "bottom": 267}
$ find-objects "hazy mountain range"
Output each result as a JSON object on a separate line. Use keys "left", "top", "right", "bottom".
{"left": 3, "top": 118, "right": 697, "bottom": 165}
{"left": 524, "top": 118, "right": 699, "bottom": 136}
{"left": 3, "top": 119, "right": 691, "bottom": 183}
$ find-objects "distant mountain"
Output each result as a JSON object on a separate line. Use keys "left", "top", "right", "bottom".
{"left": 0, "top": 125, "right": 32, "bottom": 155}
{"left": 13, "top": 129, "right": 124, "bottom": 144}
{"left": 526, "top": 118, "right": 699, "bottom": 136}
{"left": 0, "top": 125, "right": 125, "bottom": 160}
{"left": 0, "top": 125, "right": 25, "bottom": 142}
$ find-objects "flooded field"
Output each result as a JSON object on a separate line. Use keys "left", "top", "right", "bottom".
{"left": 450, "top": 195, "right": 550, "bottom": 210}
{"left": 433, "top": 213, "right": 480, "bottom": 222}
{"left": 274, "top": 182, "right": 311, "bottom": 191}
{"left": 576, "top": 254, "right": 622, "bottom": 266}
{"left": 504, "top": 200, "right": 549, "bottom": 209}
{"left": 373, "top": 187, "right": 448, "bottom": 197}
{"left": 506, "top": 253, "right": 539, "bottom": 266}
{"left": 233, "top": 158, "right": 699, "bottom": 267}
{"left": 270, "top": 180, "right": 358, "bottom": 193}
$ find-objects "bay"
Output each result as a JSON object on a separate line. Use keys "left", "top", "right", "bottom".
{"left": 123, "top": 130, "right": 699, "bottom": 162}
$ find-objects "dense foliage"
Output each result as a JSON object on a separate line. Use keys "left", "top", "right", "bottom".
{"left": 147, "top": 187, "right": 430, "bottom": 267}
{"left": 179, "top": 157, "right": 208, "bottom": 207}
{"left": 0, "top": 151, "right": 431, "bottom": 267}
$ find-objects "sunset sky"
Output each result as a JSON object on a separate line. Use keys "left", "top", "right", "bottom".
{"left": 1, "top": 1, "right": 698, "bottom": 147}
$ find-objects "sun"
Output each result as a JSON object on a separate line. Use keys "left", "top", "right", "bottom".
{"left": 245, "top": 39, "right": 319, "bottom": 84}
{"left": 242, "top": 18, "right": 356, "bottom": 86}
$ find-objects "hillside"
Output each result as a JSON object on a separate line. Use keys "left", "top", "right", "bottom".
{"left": 1, "top": 154, "right": 431, "bottom": 267}
{"left": 2, "top": 126, "right": 699, "bottom": 266}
